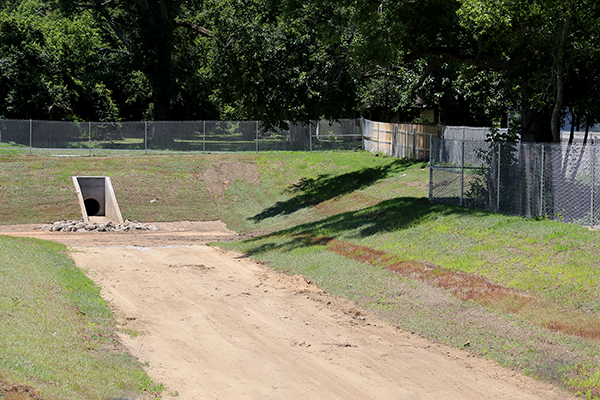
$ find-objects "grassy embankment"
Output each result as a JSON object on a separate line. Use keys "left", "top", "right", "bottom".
{"left": 1, "top": 150, "right": 600, "bottom": 398}
{"left": 0, "top": 236, "right": 162, "bottom": 399}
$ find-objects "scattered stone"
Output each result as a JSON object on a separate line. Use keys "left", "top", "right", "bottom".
{"left": 42, "top": 219, "right": 159, "bottom": 232}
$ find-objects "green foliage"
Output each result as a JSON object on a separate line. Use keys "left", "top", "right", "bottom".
{"left": 62, "top": 0, "right": 220, "bottom": 121}
{"left": 208, "top": 0, "right": 359, "bottom": 129}
{"left": 456, "top": 0, "right": 600, "bottom": 140}
{"left": 1, "top": 0, "right": 600, "bottom": 139}
{"left": 0, "top": 0, "right": 125, "bottom": 121}
{"left": 0, "top": 0, "right": 219, "bottom": 122}
{"left": 0, "top": 5, "right": 53, "bottom": 119}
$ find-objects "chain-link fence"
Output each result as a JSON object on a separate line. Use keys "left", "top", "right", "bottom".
{"left": 430, "top": 138, "right": 600, "bottom": 226}
{"left": 362, "top": 119, "right": 440, "bottom": 160}
{"left": 441, "top": 126, "right": 511, "bottom": 141}
{"left": 560, "top": 130, "right": 600, "bottom": 144}
{"left": 443, "top": 125, "right": 600, "bottom": 144}
{"left": 0, "top": 119, "right": 363, "bottom": 155}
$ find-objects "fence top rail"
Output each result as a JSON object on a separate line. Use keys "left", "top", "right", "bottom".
{"left": 434, "top": 137, "right": 600, "bottom": 148}
{"left": 1, "top": 118, "right": 359, "bottom": 124}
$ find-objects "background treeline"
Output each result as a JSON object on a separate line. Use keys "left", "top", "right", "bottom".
{"left": 1, "top": 0, "right": 599, "bottom": 142}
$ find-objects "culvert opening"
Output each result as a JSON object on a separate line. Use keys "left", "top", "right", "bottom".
{"left": 84, "top": 198, "right": 101, "bottom": 216}
{"left": 73, "top": 176, "right": 123, "bottom": 224}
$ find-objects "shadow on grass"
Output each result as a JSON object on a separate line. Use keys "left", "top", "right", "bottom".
{"left": 242, "top": 197, "right": 489, "bottom": 256}
{"left": 249, "top": 158, "right": 420, "bottom": 222}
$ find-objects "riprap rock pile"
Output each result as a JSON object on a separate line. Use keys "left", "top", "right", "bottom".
{"left": 43, "top": 220, "right": 158, "bottom": 232}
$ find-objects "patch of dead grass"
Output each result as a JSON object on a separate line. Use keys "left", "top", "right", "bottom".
{"left": 326, "top": 239, "right": 600, "bottom": 344}
{"left": 0, "top": 382, "right": 43, "bottom": 400}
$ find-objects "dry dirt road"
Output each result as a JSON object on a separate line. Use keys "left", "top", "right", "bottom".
{"left": 0, "top": 222, "right": 577, "bottom": 400}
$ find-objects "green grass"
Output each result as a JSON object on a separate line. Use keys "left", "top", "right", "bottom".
{"left": 0, "top": 236, "right": 160, "bottom": 399}
{"left": 0, "top": 142, "right": 28, "bottom": 156}
{"left": 0, "top": 151, "right": 419, "bottom": 230}
{"left": 3, "top": 150, "right": 600, "bottom": 398}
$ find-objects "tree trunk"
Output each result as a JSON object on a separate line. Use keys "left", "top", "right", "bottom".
{"left": 568, "top": 111, "right": 575, "bottom": 145}
{"left": 550, "top": 16, "right": 571, "bottom": 143}
{"left": 138, "top": 0, "right": 177, "bottom": 121}
{"left": 521, "top": 81, "right": 552, "bottom": 142}
{"left": 152, "top": 92, "right": 171, "bottom": 121}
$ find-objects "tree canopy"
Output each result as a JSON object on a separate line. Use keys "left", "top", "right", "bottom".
{"left": 1, "top": 0, "right": 599, "bottom": 141}
{"left": 341, "top": 0, "right": 600, "bottom": 141}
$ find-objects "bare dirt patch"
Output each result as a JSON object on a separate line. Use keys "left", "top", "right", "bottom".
{"left": 201, "top": 157, "right": 261, "bottom": 202}
{"left": 0, "top": 222, "right": 577, "bottom": 400}
{"left": 0, "top": 383, "right": 43, "bottom": 400}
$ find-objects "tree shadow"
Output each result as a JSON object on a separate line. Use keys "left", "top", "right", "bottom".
{"left": 243, "top": 197, "right": 491, "bottom": 256}
{"left": 249, "top": 158, "right": 419, "bottom": 222}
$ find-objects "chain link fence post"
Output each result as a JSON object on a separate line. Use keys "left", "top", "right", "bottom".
{"left": 540, "top": 144, "right": 545, "bottom": 217}
{"left": 497, "top": 142, "right": 501, "bottom": 213}
{"left": 144, "top": 121, "right": 148, "bottom": 155}
{"left": 29, "top": 119, "right": 32, "bottom": 155}
{"left": 361, "top": 118, "right": 365, "bottom": 151}
{"left": 460, "top": 140, "right": 465, "bottom": 207}
{"left": 309, "top": 122, "right": 313, "bottom": 151}
{"left": 429, "top": 139, "right": 434, "bottom": 201}
{"left": 592, "top": 146, "right": 596, "bottom": 226}
{"left": 317, "top": 120, "right": 320, "bottom": 151}
{"left": 88, "top": 121, "right": 92, "bottom": 156}
{"left": 255, "top": 121, "right": 259, "bottom": 153}
{"left": 202, "top": 120, "right": 206, "bottom": 154}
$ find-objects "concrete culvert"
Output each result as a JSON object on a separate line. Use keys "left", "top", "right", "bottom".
{"left": 72, "top": 176, "right": 124, "bottom": 224}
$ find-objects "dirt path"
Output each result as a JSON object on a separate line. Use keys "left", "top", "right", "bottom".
{"left": 0, "top": 223, "right": 576, "bottom": 400}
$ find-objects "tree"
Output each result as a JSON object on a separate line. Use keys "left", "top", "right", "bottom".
{"left": 0, "top": 1, "right": 119, "bottom": 120}
{"left": 207, "top": 0, "right": 360, "bottom": 129}
{"left": 564, "top": 59, "right": 600, "bottom": 143}
{"left": 455, "top": 0, "right": 600, "bottom": 142}
{"left": 0, "top": 9, "right": 53, "bottom": 119}
{"left": 58, "top": 0, "right": 214, "bottom": 121}
{"left": 329, "top": 0, "right": 600, "bottom": 142}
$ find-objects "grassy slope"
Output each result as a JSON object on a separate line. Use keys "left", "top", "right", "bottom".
{"left": 0, "top": 236, "right": 161, "bottom": 399}
{"left": 0, "top": 152, "right": 422, "bottom": 230}
{"left": 2, "top": 151, "right": 600, "bottom": 398}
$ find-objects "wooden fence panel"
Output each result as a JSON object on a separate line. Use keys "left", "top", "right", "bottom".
{"left": 362, "top": 119, "right": 441, "bottom": 161}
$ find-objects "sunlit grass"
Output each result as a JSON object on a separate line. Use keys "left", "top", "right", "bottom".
{"left": 0, "top": 236, "right": 160, "bottom": 399}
